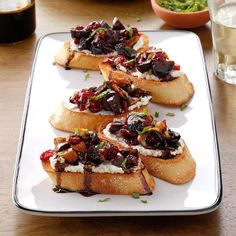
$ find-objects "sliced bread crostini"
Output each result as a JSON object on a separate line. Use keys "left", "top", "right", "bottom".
{"left": 54, "top": 17, "right": 149, "bottom": 70}
{"left": 98, "top": 112, "right": 196, "bottom": 184}
{"left": 40, "top": 129, "right": 155, "bottom": 195}
{"left": 49, "top": 78, "right": 152, "bottom": 132}
{"left": 99, "top": 46, "right": 194, "bottom": 106}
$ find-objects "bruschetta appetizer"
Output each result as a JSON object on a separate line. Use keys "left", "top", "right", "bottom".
{"left": 54, "top": 17, "right": 149, "bottom": 70}
{"left": 98, "top": 112, "right": 196, "bottom": 184}
{"left": 40, "top": 129, "right": 155, "bottom": 195}
{"left": 99, "top": 46, "right": 194, "bottom": 106}
{"left": 49, "top": 78, "right": 152, "bottom": 132}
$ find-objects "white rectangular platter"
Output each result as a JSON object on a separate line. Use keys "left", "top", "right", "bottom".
{"left": 13, "top": 31, "right": 222, "bottom": 216}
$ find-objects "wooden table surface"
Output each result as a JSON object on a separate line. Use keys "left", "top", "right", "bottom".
{"left": 1, "top": 0, "right": 236, "bottom": 235}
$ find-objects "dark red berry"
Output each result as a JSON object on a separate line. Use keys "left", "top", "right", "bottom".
{"left": 40, "top": 150, "right": 55, "bottom": 161}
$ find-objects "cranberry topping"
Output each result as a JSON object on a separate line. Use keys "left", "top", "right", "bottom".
{"left": 40, "top": 131, "right": 141, "bottom": 171}
{"left": 70, "top": 17, "right": 140, "bottom": 55}
{"left": 69, "top": 81, "right": 149, "bottom": 114}
{"left": 103, "top": 47, "right": 180, "bottom": 82}
{"left": 40, "top": 150, "right": 55, "bottom": 161}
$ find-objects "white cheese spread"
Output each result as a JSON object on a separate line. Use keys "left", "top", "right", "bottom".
{"left": 92, "top": 163, "right": 124, "bottom": 173}
{"left": 64, "top": 163, "right": 84, "bottom": 173}
{"left": 103, "top": 123, "right": 184, "bottom": 157}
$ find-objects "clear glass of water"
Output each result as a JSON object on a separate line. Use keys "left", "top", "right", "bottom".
{"left": 208, "top": 0, "right": 236, "bottom": 84}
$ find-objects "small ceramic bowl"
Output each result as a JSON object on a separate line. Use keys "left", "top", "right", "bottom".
{"left": 150, "top": 0, "right": 210, "bottom": 29}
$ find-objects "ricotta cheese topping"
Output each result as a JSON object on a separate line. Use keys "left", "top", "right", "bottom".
{"left": 64, "top": 163, "right": 84, "bottom": 173}
{"left": 92, "top": 163, "right": 124, "bottom": 173}
{"left": 103, "top": 123, "right": 185, "bottom": 157}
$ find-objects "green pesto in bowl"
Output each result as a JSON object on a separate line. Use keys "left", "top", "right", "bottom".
{"left": 156, "top": 0, "right": 208, "bottom": 13}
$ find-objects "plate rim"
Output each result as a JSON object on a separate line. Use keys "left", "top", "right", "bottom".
{"left": 12, "top": 30, "right": 223, "bottom": 216}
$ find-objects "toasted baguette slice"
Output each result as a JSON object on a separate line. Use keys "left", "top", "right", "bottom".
{"left": 40, "top": 131, "right": 155, "bottom": 195}
{"left": 55, "top": 33, "right": 149, "bottom": 71}
{"left": 99, "top": 63, "right": 194, "bottom": 106}
{"left": 49, "top": 102, "right": 148, "bottom": 132}
{"left": 41, "top": 160, "right": 155, "bottom": 195}
{"left": 98, "top": 121, "right": 196, "bottom": 184}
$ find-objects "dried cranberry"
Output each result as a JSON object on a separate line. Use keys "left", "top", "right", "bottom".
{"left": 86, "top": 21, "right": 101, "bottom": 31}
{"left": 40, "top": 150, "right": 55, "bottom": 161}
{"left": 100, "top": 146, "right": 119, "bottom": 160}
{"left": 172, "top": 64, "right": 180, "bottom": 70}
{"left": 89, "top": 99, "right": 103, "bottom": 113}
{"left": 68, "top": 134, "right": 81, "bottom": 145}
{"left": 75, "top": 26, "right": 84, "bottom": 31}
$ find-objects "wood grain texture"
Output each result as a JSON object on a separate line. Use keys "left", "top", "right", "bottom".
{"left": 0, "top": 0, "right": 236, "bottom": 235}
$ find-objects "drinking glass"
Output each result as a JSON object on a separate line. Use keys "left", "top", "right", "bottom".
{"left": 208, "top": 0, "right": 236, "bottom": 84}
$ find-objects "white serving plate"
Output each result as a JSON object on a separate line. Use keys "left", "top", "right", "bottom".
{"left": 13, "top": 31, "right": 222, "bottom": 216}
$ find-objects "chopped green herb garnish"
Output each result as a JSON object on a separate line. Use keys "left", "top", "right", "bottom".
{"left": 138, "top": 126, "right": 152, "bottom": 135}
{"left": 132, "top": 192, "right": 140, "bottom": 199}
{"left": 84, "top": 73, "right": 90, "bottom": 80}
{"left": 141, "top": 199, "right": 148, "bottom": 204}
{"left": 166, "top": 112, "right": 175, "bottom": 117}
{"left": 143, "top": 108, "right": 148, "bottom": 115}
{"left": 127, "top": 27, "right": 134, "bottom": 37}
{"left": 154, "top": 111, "right": 159, "bottom": 118}
{"left": 98, "top": 198, "right": 110, "bottom": 202}
{"left": 74, "top": 128, "right": 79, "bottom": 134}
{"left": 136, "top": 17, "right": 141, "bottom": 22}
{"left": 147, "top": 53, "right": 153, "bottom": 60}
{"left": 180, "top": 104, "right": 187, "bottom": 111}
{"left": 121, "top": 159, "right": 127, "bottom": 169}
{"left": 92, "top": 90, "right": 109, "bottom": 101}
{"left": 90, "top": 27, "right": 106, "bottom": 37}
{"left": 96, "top": 141, "right": 107, "bottom": 150}
{"left": 124, "top": 59, "right": 135, "bottom": 65}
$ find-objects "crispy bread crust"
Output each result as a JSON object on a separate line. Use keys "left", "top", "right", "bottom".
{"left": 98, "top": 122, "right": 196, "bottom": 184}
{"left": 49, "top": 102, "right": 148, "bottom": 132}
{"left": 99, "top": 63, "right": 194, "bottom": 106}
{"left": 41, "top": 160, "right": 155, "bottom": 195}
{"left": 54, "top": 34, "right": 149, "bottom": 70}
